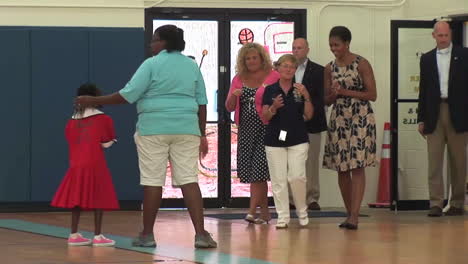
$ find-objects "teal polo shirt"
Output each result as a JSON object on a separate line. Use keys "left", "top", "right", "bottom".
{"left": 119, "top": 50, "right": 207, "bottom": 136}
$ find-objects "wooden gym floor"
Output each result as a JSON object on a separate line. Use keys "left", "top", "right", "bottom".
{"left": 0, "top": 207, "right": 467, "bottom": 264}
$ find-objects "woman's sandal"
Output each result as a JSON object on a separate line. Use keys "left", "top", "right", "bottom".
{"left": 254, "top": 218, "right": 270, "bottom": 224}
{"left": 244, "top": 214, "right": 256, "bottom": 224}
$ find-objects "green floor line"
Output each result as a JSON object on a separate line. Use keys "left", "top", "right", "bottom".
{"left": 0, "top": 219, "right": 277, "bottom": 264}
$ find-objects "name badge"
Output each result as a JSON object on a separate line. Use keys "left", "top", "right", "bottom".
{"left": 279, "top": 130, "right": 287, "bottom": 141}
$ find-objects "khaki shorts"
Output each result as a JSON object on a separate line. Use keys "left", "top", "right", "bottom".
{"left": 134, "top": 133, "right": 200, "bottom": 187}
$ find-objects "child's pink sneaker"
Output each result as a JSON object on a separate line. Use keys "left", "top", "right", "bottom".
{"left": 93, "top": 234, "right": 115, "bottom": 247}
{"left": 68, "top": 233, "right": 92, "bottom": 246}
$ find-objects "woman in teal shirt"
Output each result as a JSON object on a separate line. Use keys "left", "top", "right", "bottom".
{"left": 76, "top": 25, "right": 216, "bottom": 249}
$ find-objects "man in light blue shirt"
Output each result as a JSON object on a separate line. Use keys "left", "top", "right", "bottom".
{"left": 418, "top": 21, "right": 468, "bottom": 217}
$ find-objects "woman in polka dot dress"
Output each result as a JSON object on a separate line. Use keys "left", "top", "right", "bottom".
{"left": 226, "top": 43, "right": 279, "bottom": 224}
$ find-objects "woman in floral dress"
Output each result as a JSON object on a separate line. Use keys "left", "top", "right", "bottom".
{"left": 323, "top": 26, "right": 377, "bottom": 230}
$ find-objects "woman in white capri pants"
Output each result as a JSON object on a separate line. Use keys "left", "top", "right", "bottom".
{"left": 262, "top": 54, "right": 314, "bottom": 229}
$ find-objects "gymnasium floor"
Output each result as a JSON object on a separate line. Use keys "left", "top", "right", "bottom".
{"left": 1, "top": 207, "right": 467, "bottom": 264}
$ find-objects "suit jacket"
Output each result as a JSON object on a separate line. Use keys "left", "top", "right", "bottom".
{"left": 417, "top": 45, "right": 468, "bottom": 134}
{"left": 301, "top": 59, "right": 327, "bottom": 133}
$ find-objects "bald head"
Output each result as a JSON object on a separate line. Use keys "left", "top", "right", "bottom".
{"left": 432, "top": 21, "right": 452, "bottom": 49}
{"left": 294, "top": 38, "right": 309, "bottom": 48}
{"left": 433, "top": 21, "right": 450, "bottom": 32}
{"left": 292, "top": 38, "right": 310, "bottom": 63}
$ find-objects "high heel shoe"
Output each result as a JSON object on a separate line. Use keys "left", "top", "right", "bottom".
{"left": 338, "top": 222, "right": 348, "bottom": 228}
{"left": 345, "top": 223, "right": 358, "bottom": 230}
{"left": 244, "top": 214, "right": 256, "bottom": 224}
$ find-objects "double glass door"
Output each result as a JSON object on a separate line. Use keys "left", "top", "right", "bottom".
{"left": 145, "top": 8, "right": 306, "bottom": 208}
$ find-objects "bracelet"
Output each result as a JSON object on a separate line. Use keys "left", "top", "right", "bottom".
{"left": 304, "top": 98, "right": 311, "bottom": 102}
{"left": 268, "top": 107, "right": 276, "bottom": 115}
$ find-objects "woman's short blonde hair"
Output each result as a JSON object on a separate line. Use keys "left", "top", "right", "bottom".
{"left": 276, "top": 54, "right": 298, "bottom": 68}
{"left": 235, "top": 43, "right": 272, "bottom": 77}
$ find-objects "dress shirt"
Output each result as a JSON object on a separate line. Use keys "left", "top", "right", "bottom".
{"left": 436, "top": 43, "right": 452, "bottom": 99}
{"left": 294, "top": 59, "right": 308, "bottom": 84}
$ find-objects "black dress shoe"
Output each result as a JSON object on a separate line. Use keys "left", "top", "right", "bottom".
{"left": 427, "top": 206, "right": 443, "bottom": 217}
{"left": 308, "top": 202, "right": 321, "bottom": 211}
{"left": 338, "top": 222, "right": 348, "bottom": 228}
{"left": 345, "top": 223, "right": 358, "bottom": 230}
{"left": 444, "top": 207, "right": 464, "bottom": 216}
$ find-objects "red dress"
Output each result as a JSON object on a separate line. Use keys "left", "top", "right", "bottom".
{"left": 51, "top": 112, "right": 119, "bottom": 210}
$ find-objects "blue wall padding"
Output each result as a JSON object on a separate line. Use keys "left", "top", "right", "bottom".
{"left": 0, "top": 29, "right": 32, "bottom": 201}
{"left": 89, "top": 29, "right": 143, "bottom": 199}
{"left": 0, "top": 27, "right": 145, "bottom": 202}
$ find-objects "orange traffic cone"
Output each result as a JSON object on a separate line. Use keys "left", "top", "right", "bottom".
{"left": 368, "top": 122, "right": 391, "bottom": 208}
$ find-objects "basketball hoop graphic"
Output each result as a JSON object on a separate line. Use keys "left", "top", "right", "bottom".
{"left": 238, "top": 28, "right": 254, "bottom": 44}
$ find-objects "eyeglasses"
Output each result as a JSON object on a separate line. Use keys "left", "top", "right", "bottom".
{"left": 279, "top": 64, "right": 297, "bottom": 70}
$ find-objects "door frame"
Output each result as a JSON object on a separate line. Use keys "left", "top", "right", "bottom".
{"left": 144, "top": 7, "right": 307, "bottom": 208}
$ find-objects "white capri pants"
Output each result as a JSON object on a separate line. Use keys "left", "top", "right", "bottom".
{"left": 265, "top": 143, "right": 309, "bottom": 224}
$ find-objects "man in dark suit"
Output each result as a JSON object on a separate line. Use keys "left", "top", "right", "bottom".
{"left": 417, "top": 21, "right": 468, "bottom": 217}
{"left": 289, "top": 38, "right": 328, "bottom": 210}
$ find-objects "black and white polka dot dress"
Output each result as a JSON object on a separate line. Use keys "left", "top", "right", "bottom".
{"left": 237, "top": 86, "right": 270, "bottom": 183}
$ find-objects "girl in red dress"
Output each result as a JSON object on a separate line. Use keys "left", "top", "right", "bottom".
{"left": 51, "top": 83, "right": 119, "bottom": 247}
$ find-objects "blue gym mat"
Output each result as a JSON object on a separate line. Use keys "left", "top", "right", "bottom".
{"left": 0, "top": 219, "right": 278, "bottom": 264}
